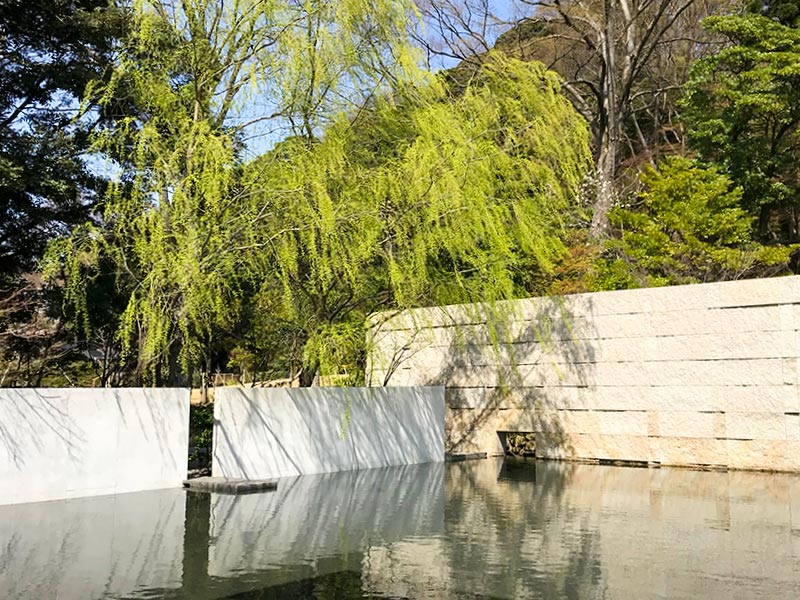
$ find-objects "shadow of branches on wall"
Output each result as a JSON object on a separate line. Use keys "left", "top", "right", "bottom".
{"left": 370, "top": 296, "right": 600, "bottom": 457}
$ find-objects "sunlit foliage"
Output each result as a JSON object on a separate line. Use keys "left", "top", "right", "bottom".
{"left": 592, "top": 157, "right": 792, "bottom": 289}
{"left": 45, "top": 2, "right": 591, "bottom": 385}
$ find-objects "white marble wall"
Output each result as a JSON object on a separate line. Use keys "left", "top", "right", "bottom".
{"left": 0, "top": 388, "right": 189, "bottom": 505}
{"left": 212, "top": 386, "right": 445, "bottom": 479}
{"left": 368, "top": 276, "right": 800, "bottom": 470}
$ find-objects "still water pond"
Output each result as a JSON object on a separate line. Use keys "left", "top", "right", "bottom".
{"left": 2, "top": 458, "right": 800, "bottom": 599}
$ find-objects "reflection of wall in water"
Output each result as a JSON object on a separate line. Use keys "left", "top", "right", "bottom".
{"left": 208, "top": 462, "right": 445, "bottom": 584}
{"left": 0, "top": 488, "right": 185, "bottom": 599}
{"left": 2, "top": 460, "right": 798, "bottom": 599}
{"left": 0, "top": 464, "right": 446, "bottom": 600}
{"left": 363, "top": 459, "right": 800, "bottom": 599}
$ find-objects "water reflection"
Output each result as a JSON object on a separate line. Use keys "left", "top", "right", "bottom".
{"left": 430, "top": 459, "right": 800, "bottom": 599}
{"left": 0, "top": 488, "right": 185, "bottom": 599}
{"left": 2, "top": 459, "right": 800, "bottom": 599}
{"left": 200, "top": 462, "right": 444, "bottom": 597}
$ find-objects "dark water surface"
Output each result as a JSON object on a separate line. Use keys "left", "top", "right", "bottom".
{"left": 2, "top": 458, "right": 800, "bottom": 599}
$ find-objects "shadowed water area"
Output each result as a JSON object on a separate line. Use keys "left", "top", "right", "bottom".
{"left": 2, "top": 458, "right": 800, "bottom": 599}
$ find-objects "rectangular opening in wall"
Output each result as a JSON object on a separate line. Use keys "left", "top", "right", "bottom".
{"left": 498, "top": 431, "right": 536, "bottom": 457}
{"left": 188, "top": 402, "right": 213, "bottom": 477}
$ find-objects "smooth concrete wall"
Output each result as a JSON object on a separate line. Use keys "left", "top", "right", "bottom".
{"left": 368, "top": 276, "right": 800, "bottom": 471}
{"left": 0, "top": 388, "right": 189, "bottom": 505}
{"left": 212, "top": 386, "right": 445, "bottom": 479}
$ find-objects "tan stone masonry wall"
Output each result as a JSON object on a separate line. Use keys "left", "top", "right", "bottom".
{"left": 367, "top": 276, "right": 800, "bottom": 471}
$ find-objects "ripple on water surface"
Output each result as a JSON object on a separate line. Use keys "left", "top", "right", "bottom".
{"left": 1, "top": 458, "right": 799, "bottom": 599}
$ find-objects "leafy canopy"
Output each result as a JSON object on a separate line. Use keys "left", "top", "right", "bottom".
{"left": 593, "top": 157, "right": 789, "bottom": 289}
{"left": 48, "top": 15, "right": 591, "bottom": 384}
{"left": 682, "top": 14, "right": 800, "bottom": 237}
{"left": 0, "top": 0, "right": 123, "bottom": 279}
{"left": 243, "top": 54, "right": 591, "bottom": 381}
{"left": 46, "top": 0, "right": 423, "bottom": 384}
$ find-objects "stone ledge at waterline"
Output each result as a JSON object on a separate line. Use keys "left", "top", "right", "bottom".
{"left": 368, "top": 275, "right": 800, "bottom": 472}
{"left": 183, "top": 476, "right": 278, "bottom": 494}
{"left": 0, "top": 388, "right": 190, "bottom": 505}
{"left": 212, "top": 386, "right": 445, "bottom": 480}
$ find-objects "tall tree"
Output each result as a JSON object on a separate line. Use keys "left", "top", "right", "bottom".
{"left": 48, "top": 0, "right": 425, "bottom": 385}
{"left": 0, "top": 0, "right": 122, "bottom": 279}
{"left": 683, "top": 12, "right": 800, "bottom": 240}
{"left": 244, "top": 54, "right": 591, "bottom": 385}
{"left": 416, "top": 0, "right": 734, "bottom": 237}
{"left": 0, "top": 0, "right": 125, "bottom": 385}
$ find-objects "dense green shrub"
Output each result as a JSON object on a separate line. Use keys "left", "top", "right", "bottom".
{"left": 189, "top": 403, "right": 214, "bottom": 468}
{"left": 592, "top": 157, "right": 794, "bottom": 290}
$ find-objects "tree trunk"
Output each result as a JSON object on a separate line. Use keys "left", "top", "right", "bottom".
{"left": 589, "top": 0, "right": 620, "bottom": 240}
{"left": 590, "top": 138, "right": 617, "bottom": 238}
{"left": 298, "top": 360, "right": 319, "bottom": 387}
{"left": 757, "top": 204, "right": 772, "bottom": 240}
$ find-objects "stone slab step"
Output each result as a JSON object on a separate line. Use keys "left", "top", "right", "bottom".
{"left": 445, "top": 452, "right": 488, "bottom": 462}
{"left": 182, "top": 477, "right": 278, "bottom": 494}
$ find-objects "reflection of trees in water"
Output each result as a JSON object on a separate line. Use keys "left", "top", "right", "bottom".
{"left": 173, "top": 459, "right": 606, "bottom": 599}
{"left": 443, "top": 459, "right": 603, "bottom": 599}
{"left": 11, "top": 461, "right": 800, "bottom": 600}
{"left": 218, "top": 571, "right": 365, "bottom": 599}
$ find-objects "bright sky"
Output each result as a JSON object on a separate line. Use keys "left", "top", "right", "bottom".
{"left": 84, "top": 0, "right": 529, "bottom": 173}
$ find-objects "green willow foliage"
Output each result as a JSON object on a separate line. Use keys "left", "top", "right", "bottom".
{"left": 45, "top": 0, "right": 422, "bottom": 384}
{"left": 245, "top": 55, "right": 591, "bottom": 381}
{"left": 46, "top": 0, "right": 590, "bottom": 384}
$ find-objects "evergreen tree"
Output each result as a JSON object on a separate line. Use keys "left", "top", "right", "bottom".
{"left": 0, "top": 0, "right": 123, "bottom": 279}
{"left": 0, "top": 0, "right": 126, "bottom": 386}
{"left": 592, "top": 157, "right": 791, "bottom": 289}
{"left": 683, "top": 13, "right": 800, "bottom": 240}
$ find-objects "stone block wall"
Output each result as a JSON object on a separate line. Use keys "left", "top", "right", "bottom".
{"left": 0, "top": 388, "right": 189, "bottom": 505}
{"left": 368, "top": 276, "right": 800, "bottom": 471}
{"left": 212, "top": 386, "right": 445, "bottom": 479}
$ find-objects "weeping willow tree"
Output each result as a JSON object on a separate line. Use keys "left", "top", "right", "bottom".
{"left": 46, "top": 0, "right": 590, "bottom": 387}
{"left": 44, "top": 0, "right": 421, "bottom": 385}
{"left": 243, "top": 54, "right": 592, "bottom": 385}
